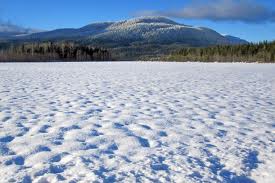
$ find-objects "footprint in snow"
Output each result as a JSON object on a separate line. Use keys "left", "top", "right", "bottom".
{"left": 0, "top": 135, "right": 15, "bottom": 143}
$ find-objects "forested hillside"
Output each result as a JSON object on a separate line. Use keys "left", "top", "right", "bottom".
{"left": 0, "top": 42, "right": 111, "bottom": 62}
{"left": 166, "top": 41, "right": 275, "bottom": 63}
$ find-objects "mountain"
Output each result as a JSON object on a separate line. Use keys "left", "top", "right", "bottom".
{"left": 1, "top": 17, "right": 249, "bottom": 60}
{"left": 12, "top": 17, "right": 248, "bottom": 46}
{"left": 224, "top": 35, "right": 248, "bottom": 45}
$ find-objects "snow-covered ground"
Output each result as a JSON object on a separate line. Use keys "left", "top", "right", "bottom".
{"left": 0, "top": 62, "right": 274, "bottom": 183}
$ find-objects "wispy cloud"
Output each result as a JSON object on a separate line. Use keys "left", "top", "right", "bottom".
{"left": 0, "top": 20, "right": 26, "bottom": 33}
{"left": 0, "top": 20, "right": 42, "bottom": 33}
{"left": 136, "top": 0, "right": 275, "bottom": 23}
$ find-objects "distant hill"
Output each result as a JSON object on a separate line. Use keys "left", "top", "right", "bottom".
{"left": 4, "top": 17, "right": 248, "bottom": 46}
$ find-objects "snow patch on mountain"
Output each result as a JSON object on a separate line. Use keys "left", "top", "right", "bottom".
{"left": 87, "top": 16, "right": 228, "bottom": 45}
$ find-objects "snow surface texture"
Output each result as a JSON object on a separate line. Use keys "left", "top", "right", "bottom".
{"left": 0, "top": 62, "right": 274, "bottom": 183}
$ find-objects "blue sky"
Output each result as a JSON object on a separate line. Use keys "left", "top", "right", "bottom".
{"left": 1, "top": 0, "right": 274, "bottom": 42}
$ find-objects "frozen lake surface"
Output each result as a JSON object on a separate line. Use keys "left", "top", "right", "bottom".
{"left": 0, "top": 62, "right": 274, "bottom": 183}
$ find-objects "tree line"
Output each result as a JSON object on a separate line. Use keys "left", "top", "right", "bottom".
{"left": 166, "top": 41, "right": 275, "bottom": 63}
{"left": 0, "top": 42, "right": 111, "bottom": 62}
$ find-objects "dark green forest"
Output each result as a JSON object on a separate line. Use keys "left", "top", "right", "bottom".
{"left": 0, "top": 42, "right": 111, "bottom": 62}
{"left": 165, "top": 41, "right": 275, "bottom": 63}
{"left": 0, "top": 40, "right": 274, "bottom": 62}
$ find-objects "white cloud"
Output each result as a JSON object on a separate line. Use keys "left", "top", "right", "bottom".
{"left": 137, "top": 0, "right": 275, "bottom": 23}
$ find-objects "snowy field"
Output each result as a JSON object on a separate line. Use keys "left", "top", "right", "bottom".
{"left": 0, "top": 62, "right": 274, "bottom": 183}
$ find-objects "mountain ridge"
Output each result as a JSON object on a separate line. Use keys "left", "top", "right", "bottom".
{"left": 2, "top": 16, "right": 248, "bottom": 46}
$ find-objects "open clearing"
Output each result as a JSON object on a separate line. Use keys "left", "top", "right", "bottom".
{"left": 0, "top": 62, "right": 274, "bottom": 183}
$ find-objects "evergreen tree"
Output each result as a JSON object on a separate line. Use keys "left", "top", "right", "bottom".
{"left": 167, "top": 41, "right": 275, "bottom": 63}
{"left": 0, "top": 41, "right": 111, "bottom": 62}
